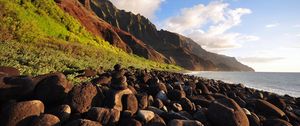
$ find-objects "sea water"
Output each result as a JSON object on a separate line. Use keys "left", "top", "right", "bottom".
{"left": 187, "top": 72, "right": 300, "bottom": 97}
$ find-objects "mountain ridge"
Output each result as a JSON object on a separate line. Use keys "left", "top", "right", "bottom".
{"left": 75, "top": 0, "right": 254, "bottom": 71}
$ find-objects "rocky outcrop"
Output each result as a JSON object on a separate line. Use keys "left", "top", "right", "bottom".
{"left": 78, "top": 0, "right": 254, "bottom": 71}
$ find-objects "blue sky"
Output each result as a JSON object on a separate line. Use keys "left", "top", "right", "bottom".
{"left": 110, "top": 0, "right": 300, "bottom": 72}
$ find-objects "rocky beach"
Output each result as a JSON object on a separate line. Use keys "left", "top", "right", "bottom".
{"left": 0, "top": 65, "right": 300, "bottom": 126}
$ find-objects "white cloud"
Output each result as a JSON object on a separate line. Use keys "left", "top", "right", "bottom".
{"left": 265, "top": 23, "right": 280, "bottom": 28}
{"left": 297, "top": 34, "right": 300, "bottom": 37}
{"left": 109, "top": 0, "right": 164, "bottom": 19}
{"left": 162, "top": 1, "right": 258, "bottom": 51}
{"left": 238, "top": 57, "right": 284, "bottom": 63}
{"left": 293, "top": 24, "right": 300, "bottom": 28}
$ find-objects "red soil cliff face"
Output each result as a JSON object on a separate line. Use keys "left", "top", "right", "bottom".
{"left": 56, "top": 0, "right": 169, "bottom": 63}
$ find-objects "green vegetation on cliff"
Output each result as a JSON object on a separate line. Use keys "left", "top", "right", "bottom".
{"left": 0, "top": 0, "right": 181, "bottom": 75}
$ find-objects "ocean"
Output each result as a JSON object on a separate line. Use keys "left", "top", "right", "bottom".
{"left": 187, "top": 72, "right": 300, "bottom": 97}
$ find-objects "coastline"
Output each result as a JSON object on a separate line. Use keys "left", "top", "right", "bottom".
{"left": 1, "top": 66, "right": 299, "bottom": 125}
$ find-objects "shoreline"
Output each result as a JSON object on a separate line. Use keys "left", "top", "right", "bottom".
{"left": 1, "top": 65, "right": 300, "bottom": 125}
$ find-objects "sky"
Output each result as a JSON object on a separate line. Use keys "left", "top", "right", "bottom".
{"left": 109, "top": 0, "right": 300, "bottom": 72}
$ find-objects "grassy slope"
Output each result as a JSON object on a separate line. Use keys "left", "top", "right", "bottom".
{"left": 0, "top": 0, "right": 181, "bottom": 76}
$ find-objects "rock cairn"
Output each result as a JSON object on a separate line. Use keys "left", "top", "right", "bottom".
{"left": 0, "top": 65, "right": 300, "bottom": 126}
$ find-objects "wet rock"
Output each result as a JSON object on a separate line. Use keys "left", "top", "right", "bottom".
{"left": 263, "top": 118, "right": 292, "bottom": 126}
{"left": 67, "top": 82, "right": 101, "bottom": 113}
{"left": 35, "top": 73, "right": 73, "bottom": 106}
{"left": 137, "top": 93, "right": 148, "bottom": 109}
{"left": 119, "top": 118, "right": 142, "bottom": 126}
{"left": 64, "top": 119, "right": 102, "bottom": 126}
{"left": 247, "top": 112, "right": 260, "bottom": 126}
{"left": 0, "top": 66, "right": 20, "bottom": 76}
{"left": 146, "top": 114, "right": 166, "bottom": 126}
{"left": 167, "top": 89, "right": 186, "bottom": 101}
{"left": 1, "top": 100, "right": 44, "bottom": 126}
{"left": 147, "top": 78, "right": 167, "bottom": 96}
{"left": 156, "top": 90, "right": 169, "bottom": 102}
{"left": 86, "top": 107, "right": 120, "bottom": 125}
{"left": 193, "top": 109, "right": 210, "bottom": 126}
{"left": 254, "top": 99, "right": 285, "bottom": 118}
{"left": 147, "top": 106, "right": 165, "bottom": 115}
{"left": 153, "top": 98, "right": 164, "bottom": 109}
{"left": 106, "top": 88, "right": 133, "bottom": 111}
{"left": 122, "top": 94, "right": 138, "bottom": 114}
{"left": 137, "top": 110, "right": 155, "bottom": 122}
{"left": 31, "top": 114, "right": 60, "bottom": 126}
{"left": 0, "top": 76, "right": 35, "bottom": 102}
{"left": 48, "top": 104, "right": 71, "bottom": 122}
{"left": 179, "top": 97, "right": 196, "bottom": 112}
{"left": 207, "top": 97, "right": 249, "bottom": 126}
{"left": 168, "top": 119, "right": 204, "bottom": 126}
{"left": 267, "top": 96, "right": 286, "bottom": 110}
{"left": 196, "top": 82, "right": 210, "bottom": 94}
{"left": 171, "top": 103, "right": 183, "bottom": 112}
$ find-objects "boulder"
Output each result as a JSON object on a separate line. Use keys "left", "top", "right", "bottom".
{"left": 247, "top": 112, "right": 260, "bottom": 126}
{"left": 111, "top": 76, "right": 128, "bottom": 90}
{"left": 167, "top": 89, "right": 186, "bottom": 101}
{"left": 254, "top": 99, "right": 285, "bottom": 118}
{"left": 35, "top": 73, "right": 73, "bottom": 106}
{"left": 64, "top": 119, "right": 102, "bottom": 126}
{"left": 156, "top": 90, "right": 169, "bottom": 102}
{"left": 1, "top": 100, "right": 44, "bottom": 126}
{"left": 168, "top": 119, "right": 204, "bottom": 126}
{"left": 196, "top": 82, "right": 210, "bottom": 94}
{"left": 0, "top": 66, "right": 20, "bottom": 76}
{"left": 137, "top": 110, "right": 155, "bottom": 122}
{"left": 207, "top": 97, "right": 249, "bottom": 126}
{"left": 146, "top": 114, "right": 166, "bottom": 126}
{"left": 106, "top": 88, "right": 133, "bottom": 111}
{"left": 153, "top": 98, "right": 164, "bottom": 109}
{"left": 48, "top": 104, "right": 71, "bottom": 122}
{"left": 267, "top": 96, "right": 286, "bottom": 110}
{"left": 171, "top": 103, "right": 183, "bottom": 112}
{"left": 137, "top": 93, "right": 148, "bottom": 109}
{"left": 179, "top": 97, "right": 196, "bottom": 112}
{"left": 122, "top": 94, "right": 138, "bottom": 114}
{"left": 67, "top": 82, "right": 101, "bottom": 113}
{"left": 31, "top": 114, "right": 60, "bottom": 126}
{"left": 119, "top": 118, "right": 142, "bottom": 126}
{"left": 263, "top": 118, "right": 292, "bottom": 126}
{"left": 86, "top": 107, "right": 120, "bottom": 125}
{"left": 0, "top": 76, "right": 35, "bottom": 102}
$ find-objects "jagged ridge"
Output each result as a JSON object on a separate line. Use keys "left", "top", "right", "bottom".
{"left": 79, "top": 0, "right": 254, "bottom": 71}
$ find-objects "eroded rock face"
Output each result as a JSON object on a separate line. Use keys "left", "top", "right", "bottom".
{"left": 35, "top": 73, "right": 73, "bottom": 106}
{"left": 67, "top": 82, "right": 101, "bottom": 113}
{"left": 1, "top": 100, "right": 44, "bottom": 126}
{"left": 207, "top": 97, "right": 249, "bottom": 126}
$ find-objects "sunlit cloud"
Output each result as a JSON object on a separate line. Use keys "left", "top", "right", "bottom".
{"left": 265, "top": 23, "right": 280, "bottom": 28}
{"left": 109, "top": 0, "right": 164, "bottom": 19}
{"left": 162, "top": 1, "right": 258, "bottom": 51}
{"left": 238, "top": 57, "right": 284, "bottom": 63}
